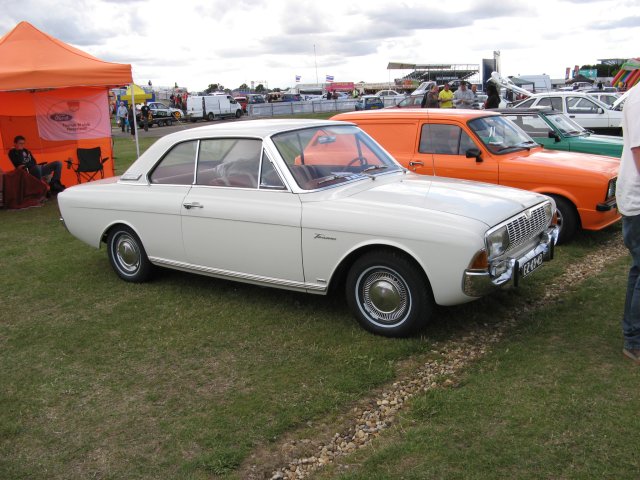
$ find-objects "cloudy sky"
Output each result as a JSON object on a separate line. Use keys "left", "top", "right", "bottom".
{"left": 2, "top": 0, "right": 638, "bottom": 91}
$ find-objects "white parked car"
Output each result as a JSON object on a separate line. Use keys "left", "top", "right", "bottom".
{"left": 375, "top": 89, "right": 404, "bottom": 98}
{"left": 375, "top": 89, "right": 406, "bottom": 106}
{"left": 58, "top": 120, "right": 557, "bottom": 337}
{"left": 513, "top": 92, "right": 623, "bottom": 134}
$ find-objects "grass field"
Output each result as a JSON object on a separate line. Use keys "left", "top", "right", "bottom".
{"left": 1, "top": 128, "right": 637, "bottom": 479}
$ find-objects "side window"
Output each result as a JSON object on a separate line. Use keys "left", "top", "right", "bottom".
{"left": 517, "top": 99, "right": 535, "bottom": 108}
{"left": 567, "top": 97, "right": 600, "bottom": 114}
{"left": 419, "top": 124, "right": 467, "bottom": 155}
{"left": 458, "top": 129, "right": 477, "bottom": 153}
{"left": 149, "top": 141, "right": 197, "bottom": 185}
{"left": 196, "top": 138, "right": 261, "bottom": 188}
{"left": 536, "top": 97, "right": 562, "bottom": 111}
{"left": 259, "top": 151, "right": 286, "bottom": 189}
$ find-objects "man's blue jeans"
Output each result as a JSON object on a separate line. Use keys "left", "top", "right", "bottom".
{"left": 30, "top": 161, "right": 62, "bottom": 185}
{"left": 622, "top": 214, "right": 640, "bottom": 350}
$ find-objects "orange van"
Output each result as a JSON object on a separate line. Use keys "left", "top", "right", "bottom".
{"left": 332, "top": 109, "right": 620, "bottom": 243}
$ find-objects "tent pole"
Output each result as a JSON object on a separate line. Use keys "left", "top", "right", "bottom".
{"left": 131, "top": 83, "right": 140, "bottom": 158}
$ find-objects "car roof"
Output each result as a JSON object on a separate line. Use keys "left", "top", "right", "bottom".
{"left": 122, "top": 119, "right": 353, "bottom": 180}
{"left": 526, "top": 91, "right": 598, "bottom": 98}
{"left": 490, "top": 107, "right": 563, "bottom": 115}
{"left": 334, "top": 108, "right": 499, "bottom": 121}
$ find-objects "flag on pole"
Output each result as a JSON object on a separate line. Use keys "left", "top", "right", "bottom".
{"left": 326, "top": 75, "right": 334, "bottom": 83}
{"left": 295, "top": 75, "right": 301, "bottom": 82}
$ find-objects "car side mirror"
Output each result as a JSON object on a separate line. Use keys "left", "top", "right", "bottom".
{"left": 466, "top": 148, "right": 482, "bottom": 162}
{"left": 548, "top": 130, "right": 561, "bottom": 142}
{"left": 598, "top": 107, "right": 604, "bottom": 114}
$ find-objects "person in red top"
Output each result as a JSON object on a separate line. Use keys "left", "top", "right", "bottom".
{"left": 8, "top": 135, "right": 65, "bottom": 193}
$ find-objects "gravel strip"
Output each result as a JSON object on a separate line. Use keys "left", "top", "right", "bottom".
{"left": 261, "top": 234, "right": 628, "bottom": 480}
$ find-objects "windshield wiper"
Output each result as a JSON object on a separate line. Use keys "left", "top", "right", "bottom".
{"left": 362, "top": 165, "right": 389, "bottom": 174}
{"left": 316, "top": 173, "right": 356, "bottom": 186}
{"left": 495, "top": 141, "right": 537, "bottom": 152}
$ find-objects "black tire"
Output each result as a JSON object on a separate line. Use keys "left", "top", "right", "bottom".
{"left": 235, "top": 109, "right": 242, "bottom": 118}
{"left": 345, "top": 250, "right": 433, "bottom": 337}
{"left": 207, "top": 112, "right": 215, "bottom": 121}
{"left": 167, "top": 118, "right": 173, "bottom": 126}
{"left": 158, "top": 120, "right": 165, "bottom": 127}
{"left": 549, "top": 194, "right": 578, "bottom": 244}
{"left": 107, "top": 225, "right": 153, "bottom": 282}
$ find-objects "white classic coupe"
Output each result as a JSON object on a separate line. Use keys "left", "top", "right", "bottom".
{"left": 58, "top": 119, "right": 558, "bottom": 336}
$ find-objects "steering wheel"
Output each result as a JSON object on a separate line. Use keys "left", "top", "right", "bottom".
{"left": 347, "top": 156, "right": 369, "bottom": 168}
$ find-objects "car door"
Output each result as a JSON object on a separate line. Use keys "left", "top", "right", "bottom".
{"left": 143, "top": 140, "right": 198, "bottom": 263}
{"left": 565, "top": 95, "right": 606, "bottom": 129}
{"left": 426, "top": 123, "right": 499, "bottom": 184}
{"left": 180, "top": 138, "right": 304, "bottom": 284}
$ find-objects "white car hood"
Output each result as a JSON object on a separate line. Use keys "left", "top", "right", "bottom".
{"left": 342, "top": 173, "right": 548, "bottom": 227}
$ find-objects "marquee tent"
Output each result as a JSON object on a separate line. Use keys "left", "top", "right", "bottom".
{"left": 120, "top": 84, "right": 152, "bottom": 103}
{"left": 0, "top": 21, "right": 132, "bottom": 186}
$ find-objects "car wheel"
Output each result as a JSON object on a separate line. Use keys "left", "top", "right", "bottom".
{"left": 158, "top": 120, "right": 165, "bottom": 127}
{"left": 549, "top": 195, "right": 578, "bottom": 244}
{"left": 346, "top": 250, "right": 433, "bottom": 337}
{"left": 166, "top": 118, "right": 173, "bottom": 126}
{"left": 235, "top": 109, "right": 242, "bottom": 118}
{"left": 107, "top": 226, "right": 153, "bottom": 282}
{"left": 207, "top": 113, "right": 215, "bottom": 121}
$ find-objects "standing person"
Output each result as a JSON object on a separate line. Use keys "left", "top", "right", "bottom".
{"left": 8, "top": 135, "right": 65, "bottom": 193}
{"left": 128, "top": 105, "right": 136, "bottom": 137}
{"left": 421, "top": 84, "right": 439, "bottom": 108}
{"left": 116, "top": 102, "right": 128, "bottom": 133}
{"left": 484, "top": 83, "right": 501, "bottom": 109}
{"left": 438, "top": 83, "right": 454, "bottom": 108}
{"left": 616, "top": 83, "right": 640, "bottom": 364}
{"left": 140, "top": 102, "right": 150, "bottom": 132}
{"left": 453, "top": 81, "right": 474, "bottom": 109}
{"left": 470, "top": 84, "right": 479, "bottom": 109}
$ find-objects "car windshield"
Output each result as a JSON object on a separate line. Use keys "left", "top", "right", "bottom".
{"left": 271, "top": 125, "right": 402, "bottom": 190}
{"left": 545, "top": 113, "right": 588, "bottom": 136}
{"left": 468, "top": 115, "right": 538, "bottom": 154}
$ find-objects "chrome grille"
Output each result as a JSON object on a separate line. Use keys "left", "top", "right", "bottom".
{"left": 505, "top": 204, "right": 551, "bottom": 252}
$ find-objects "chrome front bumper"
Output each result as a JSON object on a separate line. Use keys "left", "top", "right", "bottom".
{"left": 463, "top": 225, "right": 559, "bottom": 298}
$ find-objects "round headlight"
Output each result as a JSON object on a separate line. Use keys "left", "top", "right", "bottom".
{"left": 487, "top": 226, "right": 509, "bottom": 258}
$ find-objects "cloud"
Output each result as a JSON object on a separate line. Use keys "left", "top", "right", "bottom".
{"left": 591, "top": 15, "right": 640, "bottom": 29}
{"left": 364, "top": 0, "right": 530, "bottom": 31}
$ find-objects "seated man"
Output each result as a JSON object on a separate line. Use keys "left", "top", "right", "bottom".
{"left": 8, "top": 135, "right": 65, "bottom": 193}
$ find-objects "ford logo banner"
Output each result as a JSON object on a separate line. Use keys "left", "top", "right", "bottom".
{"left": 49, "top": 113, "right": 74, "bottom": 122}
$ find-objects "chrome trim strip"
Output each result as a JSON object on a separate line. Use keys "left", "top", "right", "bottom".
{"left": 148, "top": 256, "right": 326, "bottom": 293}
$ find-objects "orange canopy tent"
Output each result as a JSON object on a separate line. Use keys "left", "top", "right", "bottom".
{"left": 0, "top": 21, "right": 132, "bottom": 186}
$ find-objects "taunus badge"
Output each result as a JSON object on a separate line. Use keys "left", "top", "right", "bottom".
{"left": 314, "top": 233, "right": 336, "bottom": 241}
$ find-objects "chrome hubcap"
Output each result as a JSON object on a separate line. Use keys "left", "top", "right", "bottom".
{"left": 115, "top": 234, "right": 140, "bottom": 273}
{"left": 361, "top": 270, "right": 408, "bottom": 324}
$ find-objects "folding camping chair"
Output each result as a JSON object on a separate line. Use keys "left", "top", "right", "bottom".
{"left": 65, "top": 147, "right": 110, "bottom": 183}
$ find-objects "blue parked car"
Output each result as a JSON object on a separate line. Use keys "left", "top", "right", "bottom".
{"left": 281, "top": 93, "right": 302, "bottom": 102}
{"left": 355, "top": 95, "right": 384, "bottom": 110}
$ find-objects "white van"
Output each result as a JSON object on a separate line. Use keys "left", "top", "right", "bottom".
{"left": 186, "top": 95, "right": 243, "bottom": 121}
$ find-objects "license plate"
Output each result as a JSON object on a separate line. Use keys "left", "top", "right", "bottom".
{"left": 520, "top": 253, "right": 544, "bottom": 278}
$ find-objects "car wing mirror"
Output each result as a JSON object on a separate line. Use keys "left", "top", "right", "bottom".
{"left": 548, "top": 130, "right": 561, "bottom": 142}
{"left": 598, "top": 107, "right": 604, "bottom": 114}
{"left": 465, "top": 148, "right": 482, "bottom": 162}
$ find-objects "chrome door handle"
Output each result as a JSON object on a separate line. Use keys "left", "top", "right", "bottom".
{"left": 409, "top": 161, "right": 424, "bottom": 167}
{"left": 183, "top": 202, "right": 203, "bottom": 209}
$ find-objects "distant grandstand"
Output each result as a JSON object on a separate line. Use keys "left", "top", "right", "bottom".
{"left": 387, "top": 62, "right": 480, "bottom": 85}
